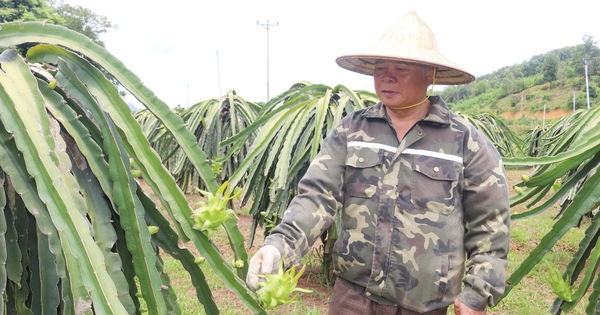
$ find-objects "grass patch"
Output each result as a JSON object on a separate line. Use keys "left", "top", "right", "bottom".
{"left": 489, "top": 209, "right": 589, "bottom": 314}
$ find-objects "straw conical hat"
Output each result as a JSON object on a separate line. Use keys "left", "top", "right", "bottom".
{"left": 336, "top": 11, "right": 475, "bottom": 85}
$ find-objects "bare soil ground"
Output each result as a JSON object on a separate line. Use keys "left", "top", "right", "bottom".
{"left": 501, "top": 108, "right": 571, "bottom": 120}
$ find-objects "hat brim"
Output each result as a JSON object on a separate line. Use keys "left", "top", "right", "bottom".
{"left": 336, "top": 53, "right": 475, "bottom": 85}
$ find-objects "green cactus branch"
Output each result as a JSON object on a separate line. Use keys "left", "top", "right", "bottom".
{"left": 0, "top": 22, "right": 263, "bottom": 314}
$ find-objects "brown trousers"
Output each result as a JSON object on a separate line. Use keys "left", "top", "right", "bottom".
{"left": 328, "top": 278, "right": 448, "bottom": 315}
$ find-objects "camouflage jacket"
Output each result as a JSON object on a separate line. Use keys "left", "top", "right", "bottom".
{"left": 264, "top": 96, "right": 510, "bottom": 312}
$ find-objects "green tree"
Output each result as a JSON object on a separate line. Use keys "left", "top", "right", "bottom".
{"left": 556, "top": 62, "right": 566, "bottom": 86}
{"left": 586, "top": 85, "right": 597, "bottom": 99}
{"left": 581, "top": 34, "right": 599, "bottom": 75}
{"left": 522, "top": 54, "right": 544, "bottom": 77}
{"left": 542, "top": 53, "right": 559, "bottom": 83}
{"left": 500, "top": 70, "right": 516, "bottom": 96}
{"left": 0, "top": 0, "right": 63, "bottom": 23}
{"left": 1, "top": 0, "right": 115, "bottom": 47}
{"left": 471, "top": 79, "right": 489, "bottom": 96}
{"left": 571, "top": 34, "right": 599, "bottom": 80}
{"left": 440, "top": 84, "right": 471, "bottom": 103}
{"left": 52, "top": 0, "right": 116, "bottom": 47}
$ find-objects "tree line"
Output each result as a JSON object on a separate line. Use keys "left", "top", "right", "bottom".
{"left": 0, "top": 0, "right": 115, "bottom": 47}
{"left": 440, "top": 34, "right": 599, "bottom": 113}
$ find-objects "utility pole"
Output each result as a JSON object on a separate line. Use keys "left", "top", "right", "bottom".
{"left": 216, "top": 50, "right": 222, "bottom": 96}
{"left": 257, "top": 20, "right": 278, "bottom": 102}
{"left": 543, "top": 103, "right": 546, "bottom": 128}
{"left": 584, "top": 58, "right": 590, "bottom": 109}
{"left": 520, "top": 93, "right": 524, "bottom": 118}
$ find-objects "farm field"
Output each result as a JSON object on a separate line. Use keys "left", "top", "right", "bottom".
{"left": 148, "top": 168, "right": 590, "bottom": 314}
{"left": 1, "top": 9, "right": 598, "bottom": 315}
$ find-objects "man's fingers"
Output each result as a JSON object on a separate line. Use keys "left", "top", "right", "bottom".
{"left": 246, "top": 252, "right": 264, "bottom": 291}
{"left": 246, "top": 273, "right": 259, "bottom": 291}
{"left": 248, "top": 253, "right": 263, "bottom": 275}
{"left": 246, "top": 245, "right": 282, "bottom": 291}
{"left": 261, "top": 251, "right": 276, "bottom": 274}
{"left": 261, "top": 245, "right": 281, "bottom": 274}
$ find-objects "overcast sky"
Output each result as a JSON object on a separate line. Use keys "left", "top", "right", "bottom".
{"left": 62, "top": 0, "right": 598, "bottom": 108}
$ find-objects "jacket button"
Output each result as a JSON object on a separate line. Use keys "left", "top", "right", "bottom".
{"left": 433, "top": 166, "right": 440, "bottom": 172}
{"left": 417, "top": 131, "right": 423, "bottom": 136}
{"left": 365, "top": 291, "right": 371, "bottom": 297}
{"left": 358, "top": 157, "right": 364, "bottom": 163}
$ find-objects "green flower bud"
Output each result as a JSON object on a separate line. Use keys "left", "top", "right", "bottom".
{"left": 235, "top": 259, "right": 244, "bottom": 268}
{"left": 147, "top": 226, "right": 159, "bottom": 235}
{"left": 514, "top": 186, "right": 523, "bottom": 195}
{"left": 48, "top": 79, "right": 57, "bottom": 90}
{"left": 552, "top": 179, "right": 562, "bottom": 192}
{"left": 131, "top": 169, "right": 142, "bottom": 179}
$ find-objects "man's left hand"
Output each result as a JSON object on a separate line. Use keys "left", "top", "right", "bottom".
{"left": 453, "top": 298, "right": 486, "bottom": 315}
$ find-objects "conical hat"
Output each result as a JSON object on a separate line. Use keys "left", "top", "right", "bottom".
{"left": 336, "top": 12, "right": 475, "bottom": 85}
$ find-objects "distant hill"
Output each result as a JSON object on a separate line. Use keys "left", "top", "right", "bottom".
{"left": 439, "top": 36, "right": 599, "bottom": 121}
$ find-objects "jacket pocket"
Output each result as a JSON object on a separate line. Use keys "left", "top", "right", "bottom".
{"left": 411, "top": 157, "right": 461, "bottom": 214}
{"left": 344, "top": 147, "right": 384, "bottom": 199}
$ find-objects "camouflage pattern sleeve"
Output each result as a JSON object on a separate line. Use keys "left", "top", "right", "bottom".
{"left": 457, "top": 132, "right": 510, "bottom": 311}
{"left": 263, "top": 124, "right": 347, "bottom": 268}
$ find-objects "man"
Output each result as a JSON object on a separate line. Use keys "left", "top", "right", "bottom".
{"left": 246, "top": 11, "right": 510, "bottom": 315}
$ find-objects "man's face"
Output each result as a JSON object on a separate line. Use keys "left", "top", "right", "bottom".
{"left": 373, "top": 60, "right": 433, "bottom": 109}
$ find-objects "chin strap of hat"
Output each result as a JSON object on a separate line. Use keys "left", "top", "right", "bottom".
{"left": 396, "top": 67, "right": 436, "bottom": 110}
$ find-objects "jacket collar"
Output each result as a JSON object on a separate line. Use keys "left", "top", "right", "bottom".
{"left": 360, "top": 95, "right": 452, "bottom": 126}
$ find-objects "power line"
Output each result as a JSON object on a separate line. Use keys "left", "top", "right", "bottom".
{"left": 257, "top": 20, "right": 278, "bottom": 102}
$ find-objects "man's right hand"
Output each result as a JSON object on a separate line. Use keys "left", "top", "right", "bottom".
{"left": 246, "top": 245, "right": 281, "bottom": 291}
{"left": 454, "top": 298, "right": 486, "bottom": 315}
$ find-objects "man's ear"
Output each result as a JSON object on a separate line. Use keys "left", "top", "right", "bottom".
{"left": 426, "top": 67, "right": 436, "bottom": 85}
